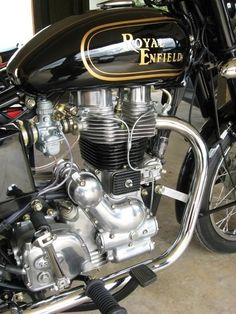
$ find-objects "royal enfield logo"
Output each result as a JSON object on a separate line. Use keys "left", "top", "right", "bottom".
{"left": 122, "top": 33, "right": 184, "bottom": 66}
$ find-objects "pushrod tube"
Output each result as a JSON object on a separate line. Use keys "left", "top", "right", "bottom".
{"left": 5, "top": 117, "right": 208, "bottom": 314}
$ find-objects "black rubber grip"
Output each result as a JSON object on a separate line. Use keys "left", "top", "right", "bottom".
{"left": 31, "top": 211, "right": 50, "bottom": 231}
{"left": 85, "top": 280, "right": 127, "bottom": 314}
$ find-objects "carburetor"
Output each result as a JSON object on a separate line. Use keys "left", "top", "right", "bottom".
{"left": 18, "top": 98, "right": 79, "bottom": 156}
{"left": 35, "top": 98, "right": 63, "bottom": 156}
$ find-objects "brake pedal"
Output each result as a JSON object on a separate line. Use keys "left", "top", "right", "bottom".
{"left": 130, "top": 264, "right": 157, "bottom": 287}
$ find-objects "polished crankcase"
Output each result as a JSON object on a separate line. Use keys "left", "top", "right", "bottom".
{"left": 61, "top": 165, "right": 158, "bottom": 262}
{"left": 7, "top": 8, "right": 190, "bottom": 94}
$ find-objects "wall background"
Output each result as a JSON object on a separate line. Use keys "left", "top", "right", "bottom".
{"left": 89, "top": 0, "right": 101, "bottom": 9}
{"left": 0, "top": 0, "right": 33, "bottom": 51}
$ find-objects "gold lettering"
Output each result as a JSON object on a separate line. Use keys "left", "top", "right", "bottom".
{"left": 157, "top": 53, "right": 162, "bottom": 62}
{"left": 139, "top": 48, "right": 150, "bottom": 65}
{"left": 167, "top": 53, "right": 172, "bottom": 62}
{"left": 122, "top": 33, "right": 133, "bottom": 42}
{"left": 135, "top": 38, "right": 142, "bottom": 49}
{"left": 151, "top": 38, "right": 158, "bottom": 48}
{"left": 143, "top": 38, "right": 150, "bottom": 47}
{"left": 177, "top": 53, "right": 183, "bottom": 61}
{"left": 172, "top": 53, "right": 177, "bottom": 62}
{"left": 149, "top": 53, "right": 156, "bottom": 64}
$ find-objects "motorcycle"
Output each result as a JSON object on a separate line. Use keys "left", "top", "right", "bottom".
{"left": 0, "top": 0, "right": 236, "bottom": 313}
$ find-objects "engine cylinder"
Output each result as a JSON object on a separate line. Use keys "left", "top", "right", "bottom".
{"left": 79, "top": 87, "right": 156, "bottom": 170}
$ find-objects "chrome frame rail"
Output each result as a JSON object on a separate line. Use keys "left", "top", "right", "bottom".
{"left": 4, "top": 117, "right": 208, "bottom": 314}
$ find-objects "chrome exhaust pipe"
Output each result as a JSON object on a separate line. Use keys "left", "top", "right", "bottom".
{"left": 5, "top": 117, "right": 208, "bottom": 314}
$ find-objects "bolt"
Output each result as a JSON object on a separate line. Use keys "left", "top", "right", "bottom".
{"left": 2, "top": 292, "right": 10, "bottom": 300}
{"left": 128, "top": 242, "right": 133, "bottom": 247}
{"left": 111, "top": 205, "right": 115, "bottom": 209}
{"left": 141, "top": 189, "right": 148, "bottom": 197}
{"left": 25, "top": 98, "right": 36, "bottom": 109}
{"left": 38, "top": 272, "right": 51, "bottom": 284}
{"left": 23, "top": 214, "right": 30, "bottom": 221}
{"left": 129, "top": 231, "right": 135, "bottom": 240}
{"left": 143, "top": 229, "right": 148, "bottom": 235}
{"left": 47, "top": 208, "right": 55, "bottom": 216}
{"left": 15, "top": 292, "right": 24, "bottom": 303}
{"left": 109, "top": 233, "right": 115, "bottom": 239}
{"left": 125, "top": 179, "right": 133, "bottom": 188}
{"left": 154, "top": 185, "right": 162, "bottom": 194}
{"left": 31, "top": 199, "right": 43, "bottom": 212}
{"left": 79, "top": 180, "right": 86, "bottom": 187}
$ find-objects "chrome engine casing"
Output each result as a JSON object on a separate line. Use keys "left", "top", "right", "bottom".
{"left": 13, "top": 222, "right": 93, "bottom": 292}
{"left": 13, "top": 86, "right": 163, "bottom": 292}
{"left": 12, "top": 165, "right": 158, "bottom": 292}
{"left": 59, "top": 162, "right": 159, "bottom": 263}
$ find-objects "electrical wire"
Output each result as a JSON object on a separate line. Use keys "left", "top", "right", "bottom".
{"left": 128, "top": 111, "right": 153, "bottom": 171}
{"left": 32, "top": 133, "right": 80, "bottom": 171}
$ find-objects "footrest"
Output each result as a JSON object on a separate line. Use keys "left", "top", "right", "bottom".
{"left": 130, "top": 265, "right": 157, "bottom": 287}
{"left": 85, "top": 280, "right": 127, "bottom": 314}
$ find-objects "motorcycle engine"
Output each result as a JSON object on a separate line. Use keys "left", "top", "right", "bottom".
{"left": 12, "top": 85, "right": 163, "bottom": 292}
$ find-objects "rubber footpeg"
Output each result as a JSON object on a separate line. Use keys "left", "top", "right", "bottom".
{"left": 85, "top": 280, "right": 127, "bottom": 314}
{"left": 130, "top": 265, "right": 157, "bottom": 287}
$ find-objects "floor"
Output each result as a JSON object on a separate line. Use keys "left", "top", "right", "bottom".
{"left": 35, "top": 101, "right": 236, "bottom": 314}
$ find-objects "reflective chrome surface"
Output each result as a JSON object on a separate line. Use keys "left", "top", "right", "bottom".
{"left": 36, "top": 99, "right": 63, "bottom": 156}
{"left": 98, "top": 0, "right": 133, "bottom": 9}
{"left": 80, "top": 87, "right": 156, "bottom": 144}
{"left": 220, "top": 58, "right": 236, "bottom": 79}
{"left": 4, "top": 116, "right": 207, "bottom": 314}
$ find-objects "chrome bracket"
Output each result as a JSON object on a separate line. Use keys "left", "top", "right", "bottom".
{"left": 98, "top": 0, "right": 133, "bottom": 9}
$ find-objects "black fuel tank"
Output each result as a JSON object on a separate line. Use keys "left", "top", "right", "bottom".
{"left": 7, "top": 8, "right": 190, "bottom": 94}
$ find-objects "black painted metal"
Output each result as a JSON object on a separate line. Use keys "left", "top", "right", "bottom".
{"left": 0, "top": 126, "right": 35, "bottom": 207}
{"left": 80, "top": 137, "right": 147, "bottom": 170}
{"left": 7, "top": 8, "right": 190, "bottom": 94}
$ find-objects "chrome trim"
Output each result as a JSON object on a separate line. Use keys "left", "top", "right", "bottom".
{"left": 220, "top": 58, "right": 236, "bottom": 79}
{"left": 156, "top": 185, "right": 189, "bottom": 203}
{"left": 5, "top": 116, "right": 208, "bottom": 314}
{"left": 98, "top": 0, "right": 133, "bottom": 9}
